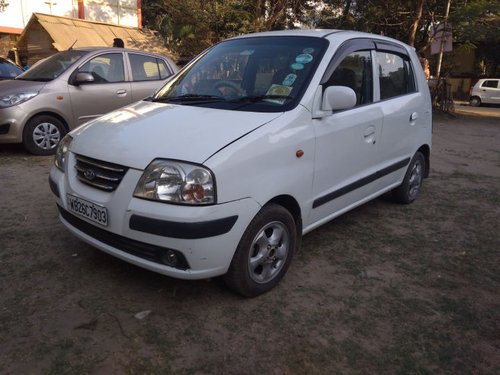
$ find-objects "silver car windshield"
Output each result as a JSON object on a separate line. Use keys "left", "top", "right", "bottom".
{"left": 17, "top": 50, "right": 87, "bottom": 82}
{"left": 152, "top": 36, "right": 328, "bottom": 112}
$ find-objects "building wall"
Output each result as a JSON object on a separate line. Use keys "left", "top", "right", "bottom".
{"left": 0, "top": 0, "right": 139, "bottom": 31}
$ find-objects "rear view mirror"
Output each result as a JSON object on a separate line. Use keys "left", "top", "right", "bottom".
{"left": 73, "top": 72, "right": 94, "bottom": 85}
{"left": 323, "top": 86, "right": 357, "bottom": 111}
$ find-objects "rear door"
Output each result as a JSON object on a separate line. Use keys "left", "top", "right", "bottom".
{"left": 127, "top": 53, "right": 175, "bottom": 102}
{"left": 68, "top": 52, "right": 132, "bottom": 127}
{"left": 374, "top": 42, "right": 429, "bottom": 179}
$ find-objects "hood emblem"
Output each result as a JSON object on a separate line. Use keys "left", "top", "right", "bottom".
{"left": 84, "top": 168, "right": 96, "bottom": 181}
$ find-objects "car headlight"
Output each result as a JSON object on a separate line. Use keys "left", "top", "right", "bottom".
{"left": 134, "top": 159, "right": 216, "bottom": 205}
{"left": 0, "top": 92, "right": 38, "bottom": 108}
{"left": 54, "top": 134, "right": 73, "bottom": 171}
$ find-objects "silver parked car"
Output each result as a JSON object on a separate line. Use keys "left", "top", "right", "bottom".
{"left": 0, "top": 48, "right": 179, "bottom": 155}
{"left": 469, "top": 78, "right": 500, "bottom": 106}
{"left": 0, "top": 57, "right": 24, "bottom": 80}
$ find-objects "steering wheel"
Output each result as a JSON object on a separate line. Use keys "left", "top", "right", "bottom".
{"left": 213, "top": 80, "right": 245, "bottom": 97}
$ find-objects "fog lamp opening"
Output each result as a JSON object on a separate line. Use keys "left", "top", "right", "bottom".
{"left": 162, "top": 249, "right": 179, "bottom": 266}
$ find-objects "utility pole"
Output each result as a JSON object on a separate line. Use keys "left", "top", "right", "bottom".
{"left": 44, "top": 1, "right": 58, "bottom": 14}
{"left": 435, "top": 0, "right": 452, "bottom": 80}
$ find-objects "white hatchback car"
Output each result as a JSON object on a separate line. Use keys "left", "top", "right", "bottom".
{"left": 50, "top": 30, "right": 432, "bottom": 296}
{"left": 469, "top": 78, "right": 500, "bottom": 106}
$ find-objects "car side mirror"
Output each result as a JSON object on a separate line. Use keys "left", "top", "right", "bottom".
{"left": 322, "top": 86, "right": 357, "bottom": 111}
{"left": 73, "top": 72, "right": 94, "bottom": 85}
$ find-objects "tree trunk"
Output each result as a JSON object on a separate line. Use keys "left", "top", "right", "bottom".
{"left": 255, "top": 0, "right": 262, "bottom": 32}
{"left": 408, "top": 0, "right": 425, "bottom": 47}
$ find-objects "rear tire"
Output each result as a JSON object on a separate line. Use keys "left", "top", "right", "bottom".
{"left": 224, "top": 203, "right": 297, "bottom": 297}
{"left": 392, "top": 151, "right": 425, "bottom": 204}
{"left": 23, "top": 115, "right": 66, "bottom": 155}
{"left": 469, "top": 96, "right": 481, "bottom": 107}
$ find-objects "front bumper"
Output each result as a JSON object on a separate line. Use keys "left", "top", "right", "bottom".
{"left": 0, "top": 104, "right": 29, "bottom": 143}
{"left": 49, "top": 156, "right": 261, "bottom": 280}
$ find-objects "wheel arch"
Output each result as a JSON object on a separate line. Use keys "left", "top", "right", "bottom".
{"left": 266, "top": 194, "right": 303, "bottom": 246}
{"left": 417, "top": 144, "right": 430, "bottom": 178}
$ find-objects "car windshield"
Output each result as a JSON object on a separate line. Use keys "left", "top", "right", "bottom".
{"left": 16, "top": 50, "right": 87, "bottom": 82}
{"left": 152, "top": 36, "right": 328, "bottom": 112}
{"left": 0, "top": 58, "right": 23, "bottom": 79}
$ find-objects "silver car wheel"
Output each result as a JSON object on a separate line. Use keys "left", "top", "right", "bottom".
{"left": 33, "top": 122, "right": 62, "bottom": 150}
{"left": 248, "top": 221, "right": 290, "bottom": 284}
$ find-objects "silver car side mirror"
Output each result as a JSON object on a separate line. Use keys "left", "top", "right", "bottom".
{"left": 74, "top": 72, "right": 95, "bottom": 85}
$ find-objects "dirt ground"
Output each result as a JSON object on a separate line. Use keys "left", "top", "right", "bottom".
{"left": 1, "top": 109, "right": 499, "bottom": 374}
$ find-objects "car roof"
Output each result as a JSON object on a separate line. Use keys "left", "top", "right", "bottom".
{"left": 230, "top": 29, "right": 412, "bottom": 48}
{"left": 65, "top": 47, "right": 174, "bottom": 60}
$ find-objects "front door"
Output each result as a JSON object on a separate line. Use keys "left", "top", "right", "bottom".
{"left": 68, "top": 52, "right": 132, "bottom": 127}
{"left": 309, "top": 50, "right": 384, "bottom": 226}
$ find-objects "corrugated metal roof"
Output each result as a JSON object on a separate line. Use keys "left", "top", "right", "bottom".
{"left": 18, "top": 13, "right": 175, "bottom": 59}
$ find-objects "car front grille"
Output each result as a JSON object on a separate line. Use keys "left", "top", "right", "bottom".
{"left": 74, "top": 154, "right": 128, "bottom": 192}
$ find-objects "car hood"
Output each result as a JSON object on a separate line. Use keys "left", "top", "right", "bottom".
{"left": 0, "top": 78, "right": 46, "bottom": 93}
{"left": 70, "top": 100, "right": 283, "bottom": 170}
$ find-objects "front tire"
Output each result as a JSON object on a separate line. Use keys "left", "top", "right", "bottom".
{"left": 392, "top": 151, "right": 425, "bottom": 204}
{"left": 224, "top": 204, "right": 297, "bottom": 297}
{"left": 23, "top": 115, "right": 66, "bottom": 155}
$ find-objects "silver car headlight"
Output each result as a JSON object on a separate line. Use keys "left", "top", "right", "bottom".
{"left": 0, "top": 92, "right": 38, "bottom": 108}
{"left": 54, "top": 134, "right": 73, "bottom": 171}
{"left": 134, "top": 159, "right": 216, "bottom": 205}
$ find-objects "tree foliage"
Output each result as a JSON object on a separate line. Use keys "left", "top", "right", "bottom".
{"left": 142, "top": 0, "right": 316, "bottom": 58}
{"left": 143, "top": 0, "right": 499, "bottom": 74}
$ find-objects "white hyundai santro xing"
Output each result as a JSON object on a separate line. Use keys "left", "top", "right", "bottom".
{"left": 50, "top": 30, "right": 432, "bottom": 296}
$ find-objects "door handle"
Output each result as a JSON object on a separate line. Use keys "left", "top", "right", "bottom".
{"left": 116, "top": 89, "right": 127, "bottom": 96}
{"left": 363, "top": 125, "right": 376, "bottom": 144}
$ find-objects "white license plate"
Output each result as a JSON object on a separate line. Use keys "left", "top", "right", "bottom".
{"left": 66, "top": 194, "right": 108, "bottom": 226}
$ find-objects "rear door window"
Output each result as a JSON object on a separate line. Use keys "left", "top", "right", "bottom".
{"left": 376, "top": 52, "right": 416, "bottom": 100}
{"left": 129, "top": 54, "right": 172, "bottom": 81}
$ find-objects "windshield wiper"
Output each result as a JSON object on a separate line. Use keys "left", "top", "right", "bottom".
{"left": 15, "top": 77, "right": 52, "bottom": 82}
{"left": 152, "top": 94, "right": 226, "bottom": 103}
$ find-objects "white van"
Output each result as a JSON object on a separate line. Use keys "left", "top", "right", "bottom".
{"left": 50, "top": 30, "right": 432, "bottom": 296}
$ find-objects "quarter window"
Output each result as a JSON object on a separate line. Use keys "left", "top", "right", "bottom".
{"left": 129, "top": 54, "right": 172, "bottom": 81}
{"left": 325, "top": 51, "right": 373, "bottom": 106}
{"left": 377, "top": 52, "right": 416, "bottom": 100}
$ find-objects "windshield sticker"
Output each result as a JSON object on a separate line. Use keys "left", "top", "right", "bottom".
{"left": 265, "top": 84, "right": 292, "bottom": 104}
{"left": 290, "top": 63, "right": 304, "bottom": 70}
{"left": 282, "top": 74, "right": 297, "bottom": 86}
{"left": 295, "top": 54, "right": 313, "bottom": 64}
{"left": 302, "top": 48, "right": 315, "bottom": 54}
{"left": 240, "top": 49, "right": 255, "bottom": 56}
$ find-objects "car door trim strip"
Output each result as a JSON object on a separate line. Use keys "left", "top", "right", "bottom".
{"left": 313, "top": 157, "right": 411, "bottom": 209}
